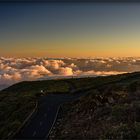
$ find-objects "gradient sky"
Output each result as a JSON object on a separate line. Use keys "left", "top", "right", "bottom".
{"left": 1, "top": 3, "right": 140, "bottom": 57}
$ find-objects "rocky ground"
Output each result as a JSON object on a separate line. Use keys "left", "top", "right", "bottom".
{"left": 49, "top": 81, "right": 140, "bottom": 139}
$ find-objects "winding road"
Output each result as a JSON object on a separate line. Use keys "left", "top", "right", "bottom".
{"left": 14, "top": 92, "right": 84, "bottom": 139}
{"left": 14, "top": 73, "right": 140, "bottom": 139}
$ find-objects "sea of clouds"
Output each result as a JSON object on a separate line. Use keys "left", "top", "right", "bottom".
{"left": 0, "top": 57, "right": 140, "bottom": 89}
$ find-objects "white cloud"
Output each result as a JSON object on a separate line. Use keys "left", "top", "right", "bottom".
{"left": 58, "top": 67, "right": 73, "bottom": 76}
{"left": 0, "top": 57, "right": 140, "bottom": 87}
{"left": 74, "top": 70, "right": 126, "bottom": 76}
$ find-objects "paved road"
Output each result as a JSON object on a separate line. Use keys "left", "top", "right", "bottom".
{"left": 14, "top": 93, "right": 84, "bottom": 139}
{"left": 14, "top": 74, "right": 140, "bottom": 139}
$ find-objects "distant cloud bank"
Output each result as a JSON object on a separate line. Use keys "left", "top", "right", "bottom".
{"left": 0, "top": 57, "right": 140, "bottom": 89}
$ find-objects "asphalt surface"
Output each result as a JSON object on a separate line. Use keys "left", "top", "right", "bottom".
{"left": 14, "top": 73, "right": 140, "bottom": 139}
{"left": 14, "top": 92, "right": 84, "bottom": 139}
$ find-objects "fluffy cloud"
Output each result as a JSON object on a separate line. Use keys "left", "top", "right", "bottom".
{"left": 0, "top": 57, "right": 140, "bottom": 88}
{"left": 58, "top": 67, "right": 73, "bottom": 76}
{"left": 74, "top": 70, "right": 126, "bottom": 76}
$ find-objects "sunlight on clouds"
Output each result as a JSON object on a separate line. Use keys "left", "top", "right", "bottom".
{"left": 0, "top": 57, "right": 140, "bottom": 88}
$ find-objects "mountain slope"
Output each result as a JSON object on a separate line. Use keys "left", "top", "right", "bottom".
{"left": 0, "top": 72, "right": 140, "bottom": 139}
{"left": 49, "top": 72, "right": 140, "bottom": 139}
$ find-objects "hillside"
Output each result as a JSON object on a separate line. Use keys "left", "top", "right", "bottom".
{"left": 49, "top": 72, "right": 140, "bottom": 139}
{"left": 0, "top": 79, "right": 71, "bottom": 139}
{"left": 0, "top": 72, "right": 140, "bottom": 139}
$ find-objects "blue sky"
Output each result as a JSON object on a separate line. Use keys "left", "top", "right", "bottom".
{"left": 0, "top": 3, "right": 140, "bottom": 57}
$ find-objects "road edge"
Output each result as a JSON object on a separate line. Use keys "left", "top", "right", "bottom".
{"left": 11, "top": 100, "right": 38, "bottom": 139}
{"left": 46, "top": 104, "right": 62, "bottom": 140}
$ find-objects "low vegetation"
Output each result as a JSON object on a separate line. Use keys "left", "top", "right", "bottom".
{"left": 0, "top": 79, "right": 71, "bottom": 139}
{"left": 0, "top": 91, "right": 36, "bottom": 139}
{"left": 49, "top": 74, "right": 140, "bottom": 139}
{"left": 0, "top": 72, "right": 140, "bottom": 139}
{"left": 2, "top": 80, "right": 71, "bottom": 94}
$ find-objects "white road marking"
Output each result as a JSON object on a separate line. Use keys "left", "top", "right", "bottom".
{"left": 32, "top": 131, "right": 36, "bottom": 136}
{"left": 40, "top": 121, "right": 42, "bottom": 126}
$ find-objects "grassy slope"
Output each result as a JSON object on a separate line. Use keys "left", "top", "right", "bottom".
{"left": 0, "top": 92, "right": 36, "bottom": 139}
{"left": 0, "top": 72, "right": 140, "bottom": 139}
{"left": 0, "top": 79, "right": 70, "bottom": 139}
{"left": 49, "top": 72, "right": 140, "bottom": 139}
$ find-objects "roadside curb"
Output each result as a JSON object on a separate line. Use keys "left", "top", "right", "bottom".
{"left": 11, "top": 100, "right": 38, "bottom": 139}
{"left": 46, "top": 104, "right": 62, "bottom": 140}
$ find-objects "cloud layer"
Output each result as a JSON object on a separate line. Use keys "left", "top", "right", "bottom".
{"left": 0, "top": 57, "right": 140, "bottom": 87}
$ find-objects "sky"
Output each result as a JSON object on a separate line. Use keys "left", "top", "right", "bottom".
{"left": 1, "top": 3, "right": 140, "bottom": 57}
